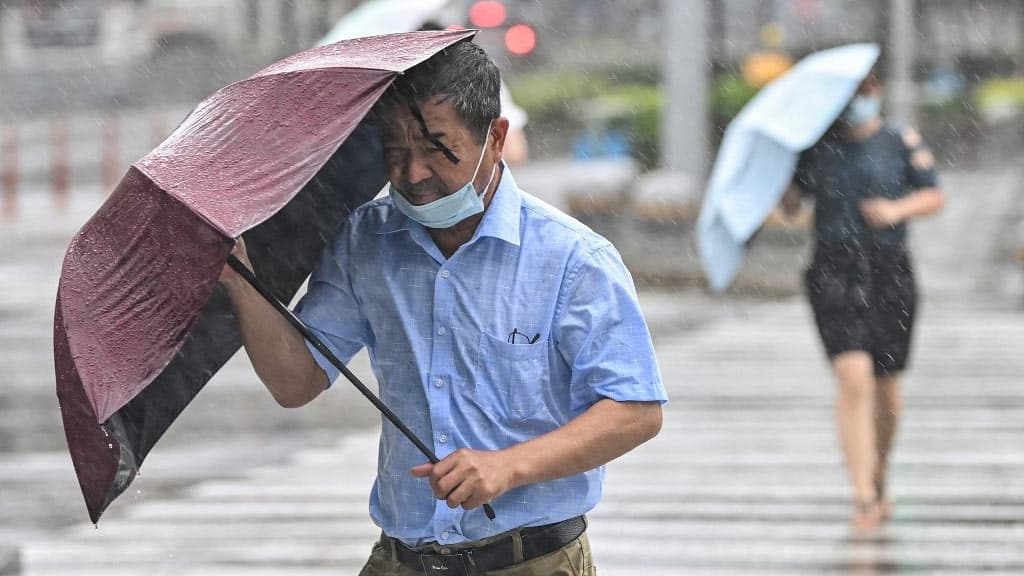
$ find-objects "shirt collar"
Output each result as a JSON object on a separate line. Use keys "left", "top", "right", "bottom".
{"left": 378, "top": 162, "right": 522, "bottom": 247}
{"left": 473, "top": 163, "right": 522, "bottom": 247}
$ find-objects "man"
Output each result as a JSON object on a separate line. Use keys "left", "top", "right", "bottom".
{"left": 221, "top": 38, "right": 665, "bottom": 575}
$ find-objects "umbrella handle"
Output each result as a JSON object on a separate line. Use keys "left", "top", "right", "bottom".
{"left": 226, "top": 255, "right": 497, "bottom": 521}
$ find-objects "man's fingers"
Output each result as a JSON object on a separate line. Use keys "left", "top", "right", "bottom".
{"left": 462, "top": 494, "right": 490, "bottom": 511}
{"left": 410, "top": 449, "right": 507, "bottom": 512}
{"left": 410, "top": 463, "right": 433, "bottom": 478}
{"left": 433, "top": 458, "right": 468, "bottom": 500}
{"left": 430, "top": 453, "right": 459, "bottom": 479}
{"left": 413, "top": 450, "right": 500, "bottom": 508}
{"left": 220, "top": 238, "right": 253, "bottom": 286}
{"left": 444, "top": 477, "right": 475, "bottom": 509}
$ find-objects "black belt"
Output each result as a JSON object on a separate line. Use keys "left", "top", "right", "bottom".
{"left": 390, "top": 515, "right": 587, "bottom": 575}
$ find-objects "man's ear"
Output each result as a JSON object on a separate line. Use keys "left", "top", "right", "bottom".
{"left": 490, "top": 117, "right": 510, "bottom": 162}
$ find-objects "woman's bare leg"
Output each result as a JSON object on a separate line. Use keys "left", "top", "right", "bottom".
{"left": 874, "top": 373, "right": 903, "bottom": 520}
{"left": 833, "top": 351, "right": 882, "bottom": 530}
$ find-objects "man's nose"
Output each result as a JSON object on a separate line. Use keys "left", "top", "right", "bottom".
{"left": 405, "top": 152, "right": 433, "bottom": 185}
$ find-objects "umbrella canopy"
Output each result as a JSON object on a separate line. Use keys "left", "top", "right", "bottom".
{"left": 319, "top": 0, "right": 451, "bottom": 45}
{"left": 696, "top": 43, "right": 880, "bottom": 292}
{"left": 54, "top": 29, "right": 476, "bottom": 524}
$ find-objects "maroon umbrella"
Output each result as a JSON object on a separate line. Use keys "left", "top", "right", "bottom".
{"left": 54, "top": 29, "right": 479, "bottom": 524}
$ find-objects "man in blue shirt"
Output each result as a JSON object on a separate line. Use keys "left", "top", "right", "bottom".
{"left": 221, "top": 38, "right": 665, "bottom": 575}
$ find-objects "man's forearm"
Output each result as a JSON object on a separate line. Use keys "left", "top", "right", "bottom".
{"left": 412, "top": 397, "right": 663, "bottom": 511}
{"left": 223, "top": 278, "right": 328, "bottom": 407}
{"left": 505, "top": 398, "right": 663, "bottom": 488}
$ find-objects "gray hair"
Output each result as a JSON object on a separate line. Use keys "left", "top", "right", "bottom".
{"left": 380, "top": 39, "right": 501, "bottom": 144}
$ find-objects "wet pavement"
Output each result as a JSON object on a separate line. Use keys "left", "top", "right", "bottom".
{"left": 1, "top": 161, "right": 1023, "bottom": 573}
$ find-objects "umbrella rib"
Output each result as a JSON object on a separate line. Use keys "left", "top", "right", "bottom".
{"left": 226, "top": 255, "right": 495, "bottom": 520}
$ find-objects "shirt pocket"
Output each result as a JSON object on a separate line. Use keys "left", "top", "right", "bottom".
{"left": 476, "top": 331, "right": 552, "bottom": 423}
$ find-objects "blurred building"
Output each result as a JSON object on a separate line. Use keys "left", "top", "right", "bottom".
{"left": 4, "top": 1, "right": 1024, "bottom": 73}
{"left": 710, "top": 0, "right": 1024, "bottom": 77}
{"left": 497, "top": 0, "right": 1024, "bottom": 81}
{"left": 919, "top": 0, "right": 1023, "bottom": 76}
{"left": 3, "top": 0, "right": 1023, "bottom": 115}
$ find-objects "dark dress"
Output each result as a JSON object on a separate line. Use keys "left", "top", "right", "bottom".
{"left": 795, "top": 124, "right": 938, "bottom": 374}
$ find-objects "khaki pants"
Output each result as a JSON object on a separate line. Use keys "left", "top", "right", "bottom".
{"left": 358, "top": 532, "right": 597, "bottom": 576}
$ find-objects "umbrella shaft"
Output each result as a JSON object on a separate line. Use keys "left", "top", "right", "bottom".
{"left": 226, "top": 255, "right": 440, "bottom": 461}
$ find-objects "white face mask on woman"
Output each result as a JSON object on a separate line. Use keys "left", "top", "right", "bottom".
{"left": 842, "top": 95, "right": 881, "bottom": 126}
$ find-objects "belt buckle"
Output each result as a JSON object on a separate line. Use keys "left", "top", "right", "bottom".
{"left": 419, "top": 551, "right": 477, "bottom": 576}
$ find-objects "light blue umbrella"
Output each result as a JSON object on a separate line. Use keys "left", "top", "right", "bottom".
{"left": 697, "top": 43, "right": 880, "bottom": 292}
{"left": 319, "top": 0, "right": 451, "bottom": 45}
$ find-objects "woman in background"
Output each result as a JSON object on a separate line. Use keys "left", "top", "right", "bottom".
{"left": 782, "top": 70, "right": 945, "bottom": 532}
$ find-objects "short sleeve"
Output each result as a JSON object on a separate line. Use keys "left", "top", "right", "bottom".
{"left": 554, "top": 245, "right": 667, "bottom": 414}
{"left": 900, "top": 127, "right": 939, "bottom": 189}
{"left": 293, "top": 220, "right": 369, "bottom": 386}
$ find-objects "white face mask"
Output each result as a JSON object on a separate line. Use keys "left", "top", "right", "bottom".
{"left": 842, "top": 95, "right": 881, "bottom": 126}
{"left": 389, "top": 121, "right": 496, "bottom": 229}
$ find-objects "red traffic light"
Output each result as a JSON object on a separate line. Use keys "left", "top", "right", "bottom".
{"left": 469, "top": 1, "right": 507, "bottom": 28}
{"left": 505, "top": 24, "right": 536, "bottom": 55}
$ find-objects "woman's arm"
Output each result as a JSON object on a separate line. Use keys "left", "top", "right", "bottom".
{"left": 861, "top": 127, "right": 946, "bottom": 229}
{"left": 860, "top": 187, "right": 945, "bottom": 229}
{"left": 780, "top": 182, "right": 804, "bottom": 217}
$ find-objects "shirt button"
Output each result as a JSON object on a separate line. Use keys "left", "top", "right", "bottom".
{"left": 441, "top": 270, "right": 450, "bottom": 278}
{"left": 437, "top": 326, "right": 446, "bottom": 335}
{"left": 434, "top": 378, "right": 444, "bottom": 388}
{"left": 441, "top": 531, "right": 451, "bottom": 540}
{"left": 439, "top": 433, "right": 448, "bottom": 443}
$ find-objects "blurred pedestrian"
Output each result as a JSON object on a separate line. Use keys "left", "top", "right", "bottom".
{"left": 497, "top": 80, "right": 530, "bottom": 165}
{"left": 221, "top": 38, "right": 665, "bottom": 574}
{"left": 781, "top": 70, "right": 945, "bottom": 532}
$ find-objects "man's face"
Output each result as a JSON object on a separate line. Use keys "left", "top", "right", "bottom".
{"left": 380, "top": 97, "right": 492, "bottom": 206}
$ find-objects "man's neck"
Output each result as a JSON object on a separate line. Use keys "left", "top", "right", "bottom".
{"left": 428, "top": 213, "right": 482, "bottom": 258}
{"left": 427, "top": 164, "right": 503, "bottom": 259}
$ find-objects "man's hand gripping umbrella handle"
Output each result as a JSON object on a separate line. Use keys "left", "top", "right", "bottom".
{"left": 226, "top": 255, "right": 497, "bottom": 521}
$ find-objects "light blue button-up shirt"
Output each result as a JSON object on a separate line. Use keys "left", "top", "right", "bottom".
{"left": 295, "top": 166, "right": 666, "bottom": 547}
